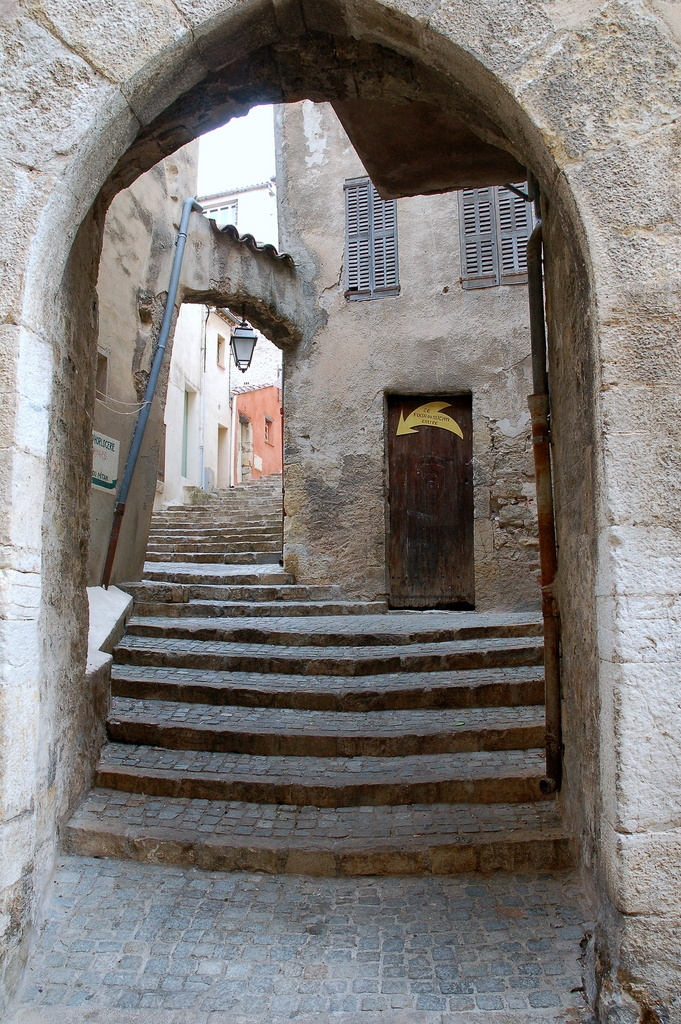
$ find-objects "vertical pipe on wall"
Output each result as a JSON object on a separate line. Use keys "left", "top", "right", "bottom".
{"left": 526, "top": 177, "right": 562, "bottom": 794}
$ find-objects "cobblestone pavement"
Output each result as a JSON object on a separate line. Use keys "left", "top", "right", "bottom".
{"left": 9, "top": 857, "right": 593, "bottom": 1023}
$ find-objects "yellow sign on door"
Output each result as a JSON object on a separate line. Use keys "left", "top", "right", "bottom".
{"left": 396, "top": 401, "right": 464, "bottom": 438}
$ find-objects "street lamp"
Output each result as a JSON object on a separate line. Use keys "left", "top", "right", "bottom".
{"left": 230, "top": 319, "right": 258, "bottom": 372}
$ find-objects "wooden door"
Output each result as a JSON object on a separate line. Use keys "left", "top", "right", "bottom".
{"left": 387, "top": 394, "right": 474, "bottom": 608}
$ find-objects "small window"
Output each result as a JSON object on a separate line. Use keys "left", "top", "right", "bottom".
{"left": 205, "top": 202, "right": 238, "bottom": 229}
{"left": 217, "top": 334, "right": 226, "bottom": 367}
{"left": 345, "top": 178, "right": 399, "bottom": 300}
{"left": 264, "top": 415, "right": 273, "bottom": 445}
{"left": 458, "top": 183, "right": 532, "bottom": 289}
{"left": 96, "top": 352, "right": 108, "bottom": 398}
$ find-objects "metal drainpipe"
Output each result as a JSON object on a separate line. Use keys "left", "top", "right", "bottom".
{"left": 102, "top": 196, "right": 203, "bottom": 588}
{"left": 526, "top": 175, "right": 562, "bottom": 794}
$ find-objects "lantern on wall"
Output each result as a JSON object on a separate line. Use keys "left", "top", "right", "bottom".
{"left": 230, "top": 320, "right": 258, "bottom": 372}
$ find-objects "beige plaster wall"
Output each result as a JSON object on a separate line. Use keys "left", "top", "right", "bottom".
{"left": 157, "top": 307, "right": 284, "bottom": 507}
{"left": 90, "top": 143, "right": 199, "bottom": 585}
{"left": 157, "top": 302, "right": 206, "bottom": 506}
{"left": 276, "top": 101, "right": 538, "bottom": 609}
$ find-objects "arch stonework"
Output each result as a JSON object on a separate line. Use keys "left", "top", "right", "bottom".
{"left": 1, "top": 1, "right": 681, "bottom": 1017}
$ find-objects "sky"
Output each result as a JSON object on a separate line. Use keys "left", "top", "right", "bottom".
{"left": 197, "top": 105, "right": 276, "bottom": 197}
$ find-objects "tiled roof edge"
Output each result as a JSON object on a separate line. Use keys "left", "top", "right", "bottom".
{"left": 197, "top": 181, "right": 275, "bottom": 202}
{"left": 216, "top": 224, "right": 294, "bottom": 267}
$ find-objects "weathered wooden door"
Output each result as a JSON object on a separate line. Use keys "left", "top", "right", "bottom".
{"left": 387, "top": 394, "right": 474, "bottom": 608}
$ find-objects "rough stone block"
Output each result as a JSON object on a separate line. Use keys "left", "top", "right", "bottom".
{"left": 9, "top": 451, "right": 46, "bottom": 562}
{"left": 15, "top": 330, "right": 52, "bottom": 460}
{"left": 609, "top": 662, "right": 681, "bottom": 833}
{"left": 0, "top": 815, "right": 35, "bottom": 893}
{"left": 29, "top": 0, "right": 190, "bottom": 83}
{"left": 0, "top": 162, "right": 58, "bottom": 327}
{"left": 603, "top": 818, "right": 681, "bottom": 917}
{"left": 596, "top": 593, "right": 681, "bottom": 666}
{"left": 0, "top": 664, "right": 39, "bottom": 818}
{"left": 597, "top": 524, "right": 681, "bottom": 598}
{"left": 0, "top": 570, "right": 41, "bottom": 621}
{"left": 0, "top": 13, "right": 119, "bottom": 175}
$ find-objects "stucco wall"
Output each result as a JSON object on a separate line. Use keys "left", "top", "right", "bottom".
{"left": 276, "top": 101, "right": 538, "bottom": 609}
{"left": 158, "top": 308, "right": 283, "bottom": 505}
{"left": 234, "top": 385, "right": 283, "bottom": 479}
{"left": 157, "top": 302, "right": 206, "bottom": 506}
{"left": 90, "top": 143, "right": 199, "bottom": 583}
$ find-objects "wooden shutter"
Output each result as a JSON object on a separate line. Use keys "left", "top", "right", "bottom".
{"left": 345, "top": 179, "right": 371, "bottom": 296}
{"left": 371, "top": 185, "right": 399, "bottom": 295}
{"left": 458, "top": 187, "right": 499, "bottom": 289}
{"left": 496, "top": 184, "right": 531, "bottom": 284}
{"left": 345, "top": 178, "right": 399, "bottom": 299}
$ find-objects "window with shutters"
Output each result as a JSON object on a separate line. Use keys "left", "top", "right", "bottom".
{"left": 458, "top": 184, "right": 532, "bottom": 289}
{"left": 345, "top": 178, "right": 399, "bottom": 300}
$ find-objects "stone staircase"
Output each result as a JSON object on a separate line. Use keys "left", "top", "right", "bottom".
{"left": 145, "top": 473, "right": 284, "bottom": 565}
{"left": 65, "top": 479, "right": 570, "bottom": 876}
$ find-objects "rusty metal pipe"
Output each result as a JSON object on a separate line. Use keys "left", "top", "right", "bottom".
{"left": 526, "top": 192, "right": 562, "bottom": 794}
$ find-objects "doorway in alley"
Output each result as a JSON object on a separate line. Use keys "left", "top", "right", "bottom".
{"left": 387, "top": 394, "right": 474, "bottom": 608}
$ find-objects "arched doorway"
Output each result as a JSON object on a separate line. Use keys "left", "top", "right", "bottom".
{"left": 4, "top": 2, "right": 679, "bottom": 1017}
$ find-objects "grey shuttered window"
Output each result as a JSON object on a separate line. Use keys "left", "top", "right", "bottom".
{"left": 459, "top": 187, "right": 498, "bottom": 289}
{"left": 345, "top": 178, "right": 399, "bottom": 300}
{"left": 458, "top": 183, "right": 532, "bottom": 289}
{"left": 496, "top": 185, "right": 530, "bottom": 284}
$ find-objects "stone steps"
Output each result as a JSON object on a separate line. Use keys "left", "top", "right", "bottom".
{"left": 133, "top": 598, "right": 388, "bottom": 617}
{"left": 146, "top": 480, "right": 282, "bottom": 581}
{"left": 122, "top": 582, "right": 345, "bottom": 603}
{"left": 146, "top": 540, "right": 281, "bottom": 554}
{"left": 151, "top": 511, "right": 281, "bottom": 525}
{"left": 111, "top": 663, "right": 545, "bottom": 711}
{"left": 147, "top": 529, "right": 282, "bottom": 541}
{"left": 155, "top": 501, "right": 282, "bottom": 513}
{"left": 151, "top": 511, "right": 282, "bottom": 521}
{"left": 63, "top": 791, "right": 572, "bottom": 876}
{"left": 66, "top": 481, "right": 559, "bottom": 877}
{"left": 124, "top": 612, "right": 542, "bottom": 647}
{"left": 145, "top": 550, "right": 282, "bottom": 564}
{"left": 95, "top": 744, "right": 549, "bottom": 805}
{"left": 140, "top": 564, "right": 293, "bottom": 585}
{"left": 149, "top": 522, "right": 281, "bottom": 532}
{"left": 114, "top": 632, "right": 543, "bottom": 676}
{"left": 106, "top": 697, "right": 545, "bottom": 757}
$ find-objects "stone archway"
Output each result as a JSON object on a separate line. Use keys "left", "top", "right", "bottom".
{"left": 3, "top": 2, "right": 681, "bottom": 1018}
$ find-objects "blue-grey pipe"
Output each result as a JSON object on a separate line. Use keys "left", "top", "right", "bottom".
{"left": 525, "top": 176, "right": 562, "bottom": 794}
{"left": 102, "top": 197, "right": 203, "bottom": 587}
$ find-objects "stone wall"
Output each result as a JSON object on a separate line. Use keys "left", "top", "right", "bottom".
{"left": 276, "top": 101, "right": 538, "bottom": 609}
{"left": 1, "top": 0, "right": 681, "bottom": 1017}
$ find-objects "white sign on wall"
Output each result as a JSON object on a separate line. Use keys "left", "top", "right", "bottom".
{"left": 92, "top": 431, "right": 120, "bottom": 491}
